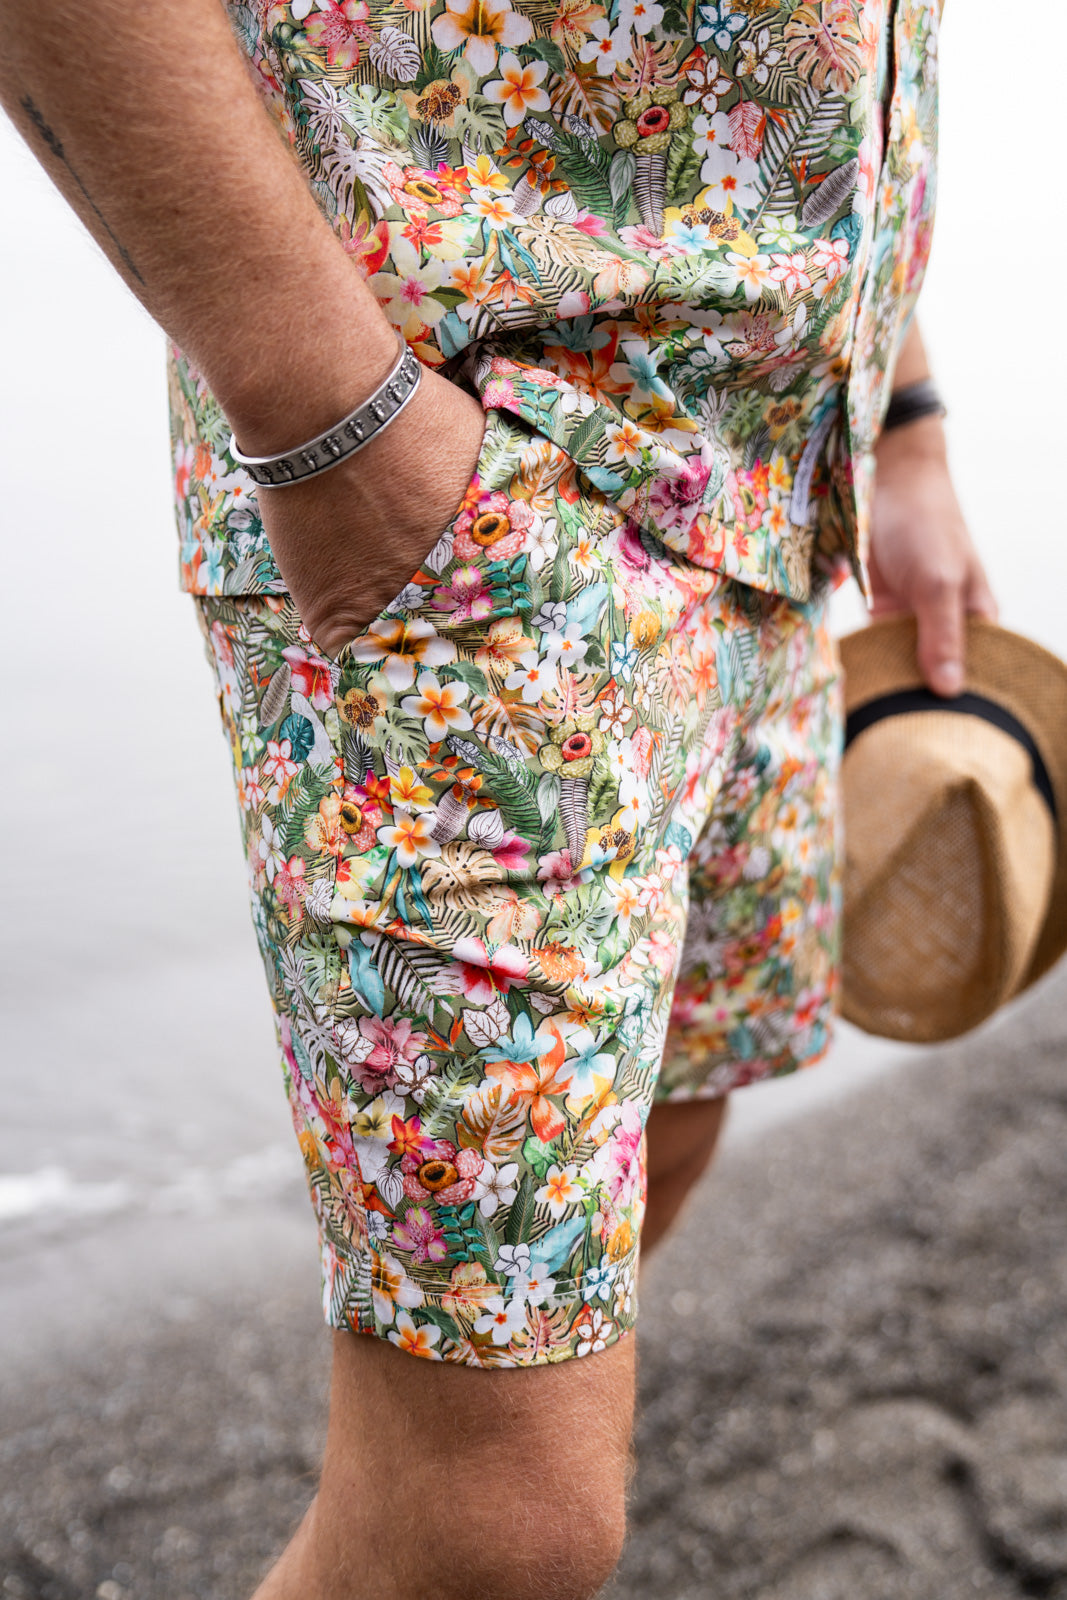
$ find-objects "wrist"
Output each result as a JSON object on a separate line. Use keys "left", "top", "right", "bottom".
{"left": 208, "top": 284, "right": 400, "bottom": 458}
{"left": 875, "top": 410, "right": 949, "bottom": 477}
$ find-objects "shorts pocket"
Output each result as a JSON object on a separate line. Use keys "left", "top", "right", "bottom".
{"left": 326, "top": 410, "right": 586, "bottom": 936}
{"left": 338, "top": 409, "right": 541, "bottom": 667}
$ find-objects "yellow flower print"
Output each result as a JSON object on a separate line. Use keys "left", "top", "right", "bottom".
{"left": 464, "top": 152, "right": 511, "bottom": 192}
{"left": 370, "top": 1253, "right": 425, "bottom": 1326}
{"left": 473, "top": 615, "right": 537, "bottom": 676}
{"left": 334, "top": 853, "right": 379, "bottom": 900}
{"left": 390, "top": 765, "right": 437, "bottom": 811}
{"left": 603, "top": 418, "right": 647, "bottom": 467}
{"left": 663, "top": 186, "right": 760, "bottom": 256}
{"left": 348, "top": 617, "right": 456, "bottom": 691}
{"left": 550, "top": 0, "right": 605, "bottom": 50}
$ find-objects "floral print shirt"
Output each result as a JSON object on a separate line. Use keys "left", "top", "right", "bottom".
{"left": 169, "top": 0, "right": 941, "bottom": 603}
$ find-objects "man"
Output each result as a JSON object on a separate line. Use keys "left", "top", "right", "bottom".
{"left": 2, "top": 1, "right": 995, "bottom": 1595}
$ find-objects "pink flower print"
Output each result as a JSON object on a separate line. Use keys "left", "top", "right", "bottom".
{"left": 812, "top": 236, "right": 850, "bottom": 286}
{"left": 401, "top": 1139, "right": 487, "bottom": 1206}
{"left": 444, "top": 937, "right": 528, "bottom": 1002}
{"left": 703, "top": 705, "right": 732, "bottom": 763}
{"left": 768, "top": 251, "right": 813, "bottom": 298}
{"left": 491, "top": 831, "right": 530, "bottom": 872}
{"left": 210, "top": 620, "right": 235, "bottom": 670}
{"left": 648, "top": 454, "right": 712, "bottom": 530}
{"left": 481, "top": 376, "right": 516, "bottom": 409}
{"left": 605, "top": 1100, "right": 644, "bottom": 1207}
{"left": 647, "top": 925, "right": 678, "bottom": 975}
{"left": 618, "top": 224, "right": 689, "bottom": 262}
{"left": 391, "top": 1204, "right": 448, "bottom": 1266}
{"left": 432, "top": 564, "right": 495, "bottom": 622}
{"left": 616, "top": 518, "right": 652, "bottom": 572}
{"left": 279, "top": 1013, "right": 300, "bottom": 1081}
{"left": 282, "top": 646, "right": 334, "bottom": 711}
{"left": 352, "top": 1014, "right": 429, "bottom": 1094}
{"left": 275, "top": 854, "right": 307, "bottom": 921}
{"left": 537, "top": 848, "right": 582, "bottom": 896}
{"left": 629, "top": 725, "right": 655, "bottom": 782}
{"left": 304, "top": 0, "right": 373, "bottom": 69}
{"left": 238, "top": 765, "right": 266, "bottom": 811}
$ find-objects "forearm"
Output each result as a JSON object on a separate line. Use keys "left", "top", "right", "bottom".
{"left": 0, "top": 0, "right": 396, "bottom": 450}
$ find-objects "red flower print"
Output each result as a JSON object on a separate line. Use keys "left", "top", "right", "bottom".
{"left": 444, "top": 938, "right": 529, "bottom": 1003}
{"left": 282, "top": 645, "right": 333, "bottom": 710}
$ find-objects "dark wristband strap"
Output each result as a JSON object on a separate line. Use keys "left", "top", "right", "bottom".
{"left": 883, "top": 377, "right": 947, "bottom": 433}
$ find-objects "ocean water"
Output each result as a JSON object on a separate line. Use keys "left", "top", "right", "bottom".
{"left": 1, "top": 0, "right": 1063, "bottom": 1329}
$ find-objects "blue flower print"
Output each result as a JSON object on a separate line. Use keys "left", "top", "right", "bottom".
{"left": 582, "top": 1260, "right": 618, "bottom": 1303}
{"left": 696, "top": 1, "right": 746, "bottom": 52}
{"left": 483, "top": 1011, "right": 557, "bottom": 1066}
{"left": 566, "top": 1034, "right": 617, "bottom": 1100}
{"left": 610, "top": 634, "right": 640, "bottom": 681}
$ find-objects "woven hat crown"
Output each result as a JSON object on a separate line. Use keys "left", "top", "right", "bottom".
{"left": 839, "top": 618, "right": 1067, "bottom": 1042}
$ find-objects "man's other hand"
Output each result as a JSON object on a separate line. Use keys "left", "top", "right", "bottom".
{"left": 869, "top": 412, "right": 998, "bottom": 698}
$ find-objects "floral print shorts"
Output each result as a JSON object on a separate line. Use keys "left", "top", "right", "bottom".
{"left": 197, "top": 410, "right": 842, "bottom": 1367}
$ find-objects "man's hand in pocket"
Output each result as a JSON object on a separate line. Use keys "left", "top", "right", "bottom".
{"left": 254, "top": 366, "right": 488, "bottom": 657}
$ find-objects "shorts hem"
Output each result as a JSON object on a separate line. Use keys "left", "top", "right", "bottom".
{"left": 319, "top": 1238, "right": 640, "bottom": 1369}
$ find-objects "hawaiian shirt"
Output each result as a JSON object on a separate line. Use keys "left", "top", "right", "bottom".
{"left": 169, "top": 0, "right": 941, "bottom": 604}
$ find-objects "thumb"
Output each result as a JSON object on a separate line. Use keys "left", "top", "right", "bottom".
{"left": 914, "top": 577, "right": 965, "bottom": 698}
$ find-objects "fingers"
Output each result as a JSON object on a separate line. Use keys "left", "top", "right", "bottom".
{"left": 914, "top": 557, "right": 1000, "bottom": 698}
{"left": 914, "top": 571, "right": 965, "bottom": 697}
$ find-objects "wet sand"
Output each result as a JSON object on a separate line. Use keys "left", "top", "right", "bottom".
{"left": 3, "top": 967, "right": 1065, "bottom": 1600}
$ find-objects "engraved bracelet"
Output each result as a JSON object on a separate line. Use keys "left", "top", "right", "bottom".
{"left": 228, "top": 332, "right": 422, "bottom": 488}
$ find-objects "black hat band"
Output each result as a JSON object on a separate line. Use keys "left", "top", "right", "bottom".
{"left": 844, "top": 688, "right": 1058, "bottom": 823}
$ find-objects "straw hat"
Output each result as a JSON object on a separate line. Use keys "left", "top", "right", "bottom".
{"left": 839, "top": 616, "right": 1067, "bottom": 1042}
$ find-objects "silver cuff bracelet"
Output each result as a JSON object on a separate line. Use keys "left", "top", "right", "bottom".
{"left": 229, "top": 332, "right": 422, "bottom": 489}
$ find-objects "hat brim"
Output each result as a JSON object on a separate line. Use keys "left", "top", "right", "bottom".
{"left": 839, "top": 615, "right": 1067, "bottom": 1001}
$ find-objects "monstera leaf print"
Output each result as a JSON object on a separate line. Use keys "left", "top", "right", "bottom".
{"left": 783, "top": 4, "right": 865, "bottom": 95}
{"left": 419, "top": 840, "right": 508, "bottom": 910}
{"left": 458, "top": 1081, "right": 527, "bottom": 1161}
{"left": 546, "top": 63, "right": 620, "bottom": 134}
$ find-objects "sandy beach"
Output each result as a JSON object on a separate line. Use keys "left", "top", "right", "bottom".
{"left": 3, "top": 966, "right": 1065, "bottom": 1600}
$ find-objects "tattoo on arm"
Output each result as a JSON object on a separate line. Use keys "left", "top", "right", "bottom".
{"left": 20, "top": 93, "right": 146, "bottom": 286}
